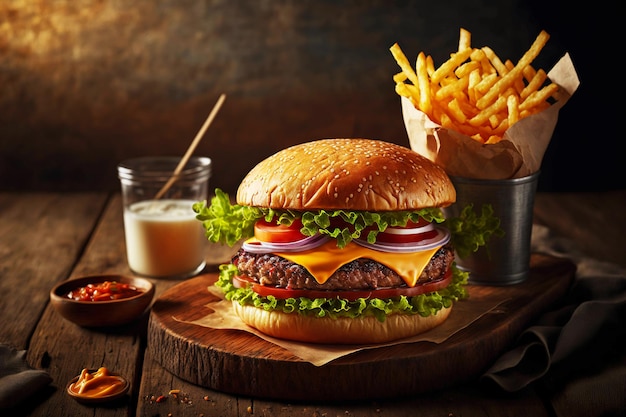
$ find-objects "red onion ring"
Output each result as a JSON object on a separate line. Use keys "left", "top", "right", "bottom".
{"left": 381, "top": 223, "right": 435, "bottom": 235}
{"left": 354, "top": 227, "right": 450, "bottom": 253}
{"left": 242, "top": 234, "right": 330, "bottom": 254}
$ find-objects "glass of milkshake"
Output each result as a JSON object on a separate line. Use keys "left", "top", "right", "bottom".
{"left": 117, "top": 156, "right": 211, "bottom": 279}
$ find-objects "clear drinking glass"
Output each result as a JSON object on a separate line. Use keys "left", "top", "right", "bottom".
{"left": 117, "top": 156, "right": 211, "bottom": 279}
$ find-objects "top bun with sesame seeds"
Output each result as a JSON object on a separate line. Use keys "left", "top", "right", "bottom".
{"left": 203, "top": 138, "right": 468, "bottom": 345}
{"left": 236, "top": 138, "right": 455, "bottom": 211}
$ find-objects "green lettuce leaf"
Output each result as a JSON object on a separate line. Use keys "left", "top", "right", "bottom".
{"left": 192, "top": 189, "right": 263, "bottom": 246}
{"left": 216, "top": 262, "right": 469, "bottom": 321}
{"left": 445, "top": 204, "right": 504, "bottom": 259}
{"left": 193, "top": 189, "right": 447, "bottom": 249}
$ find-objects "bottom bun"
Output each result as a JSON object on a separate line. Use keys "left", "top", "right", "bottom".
{"left": 232, "top": 302, "right": 452, "bottom": 345}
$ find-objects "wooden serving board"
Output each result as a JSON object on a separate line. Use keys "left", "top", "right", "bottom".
{"left": 148, "top": 253, "right": 575, "bottom": 401}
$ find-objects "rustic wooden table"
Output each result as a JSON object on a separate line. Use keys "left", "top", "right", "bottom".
{"left": 1, "top": 190, "right": 625, "bottom": 417}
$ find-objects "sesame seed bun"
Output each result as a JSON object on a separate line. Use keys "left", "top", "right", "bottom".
{"left": 229, "top": 138, "right": 459, "bottom": 345}
{"left": 236, "top": 138, "right": 456, "bottom": 211}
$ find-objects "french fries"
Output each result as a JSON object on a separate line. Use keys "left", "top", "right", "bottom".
{"left": 390, "top": 29, "right": 559, "bottom": 144}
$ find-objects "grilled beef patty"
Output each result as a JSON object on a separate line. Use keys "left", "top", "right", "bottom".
{"left": 232, "top": 244, "right": 454, "bottom": 291}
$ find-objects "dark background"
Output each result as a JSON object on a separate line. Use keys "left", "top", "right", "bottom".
{"left": 0, "top": 0, "right": 621, "bottom": 194}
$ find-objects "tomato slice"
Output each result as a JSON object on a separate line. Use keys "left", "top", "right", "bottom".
{"left": 232, "top": 269, "right": 452, "bottom": 301}
{"left": 254, "top": 219, "right": 306, "bottom": 243}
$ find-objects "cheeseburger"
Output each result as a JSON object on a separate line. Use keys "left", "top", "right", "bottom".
{"left": 194, "top": 138, "right": 495, "bottom": 344}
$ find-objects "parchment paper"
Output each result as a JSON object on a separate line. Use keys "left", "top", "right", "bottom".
{"left": 403, "top": 53, "right": 580, "bottom": 179}
{"left": 176, "top": 286, "right": 504, "bottom": 367}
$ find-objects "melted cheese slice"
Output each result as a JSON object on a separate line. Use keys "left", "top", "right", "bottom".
{"left": 249, "top": 239, "right": 442, "bottom": 287}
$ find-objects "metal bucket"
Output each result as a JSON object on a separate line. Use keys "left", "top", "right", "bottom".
{"left": 443, "top": 172, "right": 540, "bottom": 285}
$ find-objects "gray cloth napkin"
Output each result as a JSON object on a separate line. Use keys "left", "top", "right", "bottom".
{"left": 0, "top": 344, "right": 52, "bottom": 409}
{"left": 482, "top": 224, "right": 626, "bottom": 391}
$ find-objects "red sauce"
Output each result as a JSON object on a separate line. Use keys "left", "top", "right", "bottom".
{"left": 65, "top": 281, "right": 143, "bottom": 301}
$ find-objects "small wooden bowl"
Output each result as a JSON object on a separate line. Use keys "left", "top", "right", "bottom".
{"left": 50, "top": 275, "right": 155, "bottom": 327}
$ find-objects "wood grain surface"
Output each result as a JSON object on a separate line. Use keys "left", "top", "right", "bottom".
{"left": 148, "top": 254, "right": 575, "bottom": 401}
{"left": 0, "top": 192, "right": 107, "bottom": 350}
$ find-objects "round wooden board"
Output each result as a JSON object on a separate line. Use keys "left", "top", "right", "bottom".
{"left": 148, "top": 253, "right": 574, "bottom": 401}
